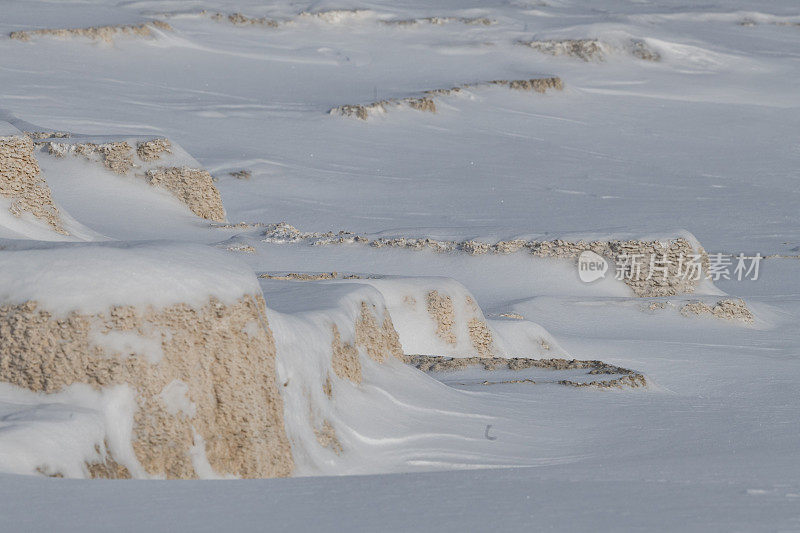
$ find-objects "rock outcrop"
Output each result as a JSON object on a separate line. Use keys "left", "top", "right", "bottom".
{"left": 10, "top": 21, "right": 172, "bottom": 42}
{"left": 0, "top": 294, "right": 293, "bottom": 479}
{"left": 0, "top": 135, "right": 67, "bottom": 235}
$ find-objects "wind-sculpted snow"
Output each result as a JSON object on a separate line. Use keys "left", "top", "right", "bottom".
{"left": 0, "top": 0, "right": 798, "bottom": 526}
{"left": 42, "top": 137, "right": 226, "bottom": 222}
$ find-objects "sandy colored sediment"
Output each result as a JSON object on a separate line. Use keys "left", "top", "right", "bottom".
{"left": 0, "top": 135, "right": 68, "bottom": 234}
{"left": 10, "top": 21, "right": 172, "bottom": 43}
{"left": 86, "top": 443, "right": 132, "bottom": 479}
{"left": 468, "top": 317, "right": 494, "bottom": 357}
{"left": 331, "top": 323, "right": 363, "bottom": 384}
{"left": 680, "top": 298, "right": 754, "bottom": 323}
{"left": 24, "top": 131, "right": 71, "bottom": 140}
{"left": 489, "top": 77, "right": 564, "bottom": 92}
{"left": 262, "top": 222, "right": 367, "bottom": 245}
{"left": 427, "top": 291, "right": 457, "bottom": 344}
{"left": 519, "top": 38, "right": 660, "bottom": 62}
{"left": 465, "top": 295, "right": 495, "bottom": 357}
{"left": 314, "top": 420, "right": 343, "bottom": 455}
{"left": 0, "top": 295, "right": 293, "bottom": 479}
{"left": 207, "top": 11, "right": 280, "bottom": 27}
{"left": 527, "top": 237, "right": 709, "bottom": 297}
{"left": 213, "top": 221, "right": 265, "bottom": 230}
{"left": 330, "top": 302, "right": 403, "bottom": 383}
{"left": 259, "top": 271, "right": 368, "bottom": 281}
{"left": 47, "top": 141, "right": 135, "bottom": 174}
{"left": 404, "top": 355, "right": 646, "bottom": 389}
{"left": 355, "top": 302, "right": 404, "bottom": 363}
{"left": 261, "top": 271, "right": 339, "bottom": 281}
{"left": 145, "top": 167, "right": 226, "bottom": 222}
{"left": 136, "top": 139, "right": 171, "bottom": 162}
{"left": 226, "top": 244, "right": 256, "bottom": 253}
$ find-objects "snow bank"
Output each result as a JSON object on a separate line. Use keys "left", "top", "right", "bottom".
{"left": 262, "top": 275, "right": 575, "bottom": 475}
{"left": 0, "top": 241, "right": 260, "bottom": 315}
{"left": 41, "top": 137, "right": 225, "bottom": 222}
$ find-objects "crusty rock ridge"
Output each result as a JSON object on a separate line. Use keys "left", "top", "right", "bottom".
{"left": 0, "top": 294, "right": 293, "bottom": 479}
{"left": 405, "top": 355, "right": 647, "bottom": 389}
{"left": 10, "top": 21, "right": 172, "bottom": 42}
{"left": 680, "top": 298, "right": 753, "bottom": 323}
{"left": 518, "top": 38, "right": 660, "bottom": 62}
{"left": 330, "top": 302, "right": 403, "bottom": 385}
{"left": 0, "top": 135, "right": 67, "bottom": 235}
{"left": 145, "top": 167, "right": 225, "bottom": 222}
{"left": 330, "top": 77, "right": 562, "bottom": 120}
{"left": 260, "top": 223, "right": 709, "bottom": 297}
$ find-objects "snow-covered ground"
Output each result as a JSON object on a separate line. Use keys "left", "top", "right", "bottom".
{"left": 1, "top": 0, "right": 799, "bottom": 530}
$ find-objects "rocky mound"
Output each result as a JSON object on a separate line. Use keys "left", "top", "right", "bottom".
{"left": 0, "top": 243, "right": 292, "bottom": 479}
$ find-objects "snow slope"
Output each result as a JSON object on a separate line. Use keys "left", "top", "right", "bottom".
{"left": 1, "top": 0, "right": 799, "bottom": 529}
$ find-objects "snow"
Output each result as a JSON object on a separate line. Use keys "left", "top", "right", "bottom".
{"left": 0, "top": 0, "right": 799, "bottom": 529}
{"left": 0, "top": 241, "right": 260, "bottom": 315}
{"left": 0, "top": 383, "right": 138, "bottom": 478}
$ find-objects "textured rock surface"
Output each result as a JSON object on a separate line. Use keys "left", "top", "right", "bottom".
{"left": 0, "top": 135, "right": 67, "bottom": 235}
{"left": 0, "top": 295, "right": 293, "bottom": 479}
{"left": 145, "top": 167, "right": 225, "bottom": 222}
{"left": 426, "top": 290, "right": 457, "bottom": 345}
{"left": 46, "top": 141, "right": 135, "bottom": 174}
{"left": 680, "top": 298, "right": 754, "bottom": 323}
{"left": 136, "top": 138, "right": 172, "bottom": 162}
